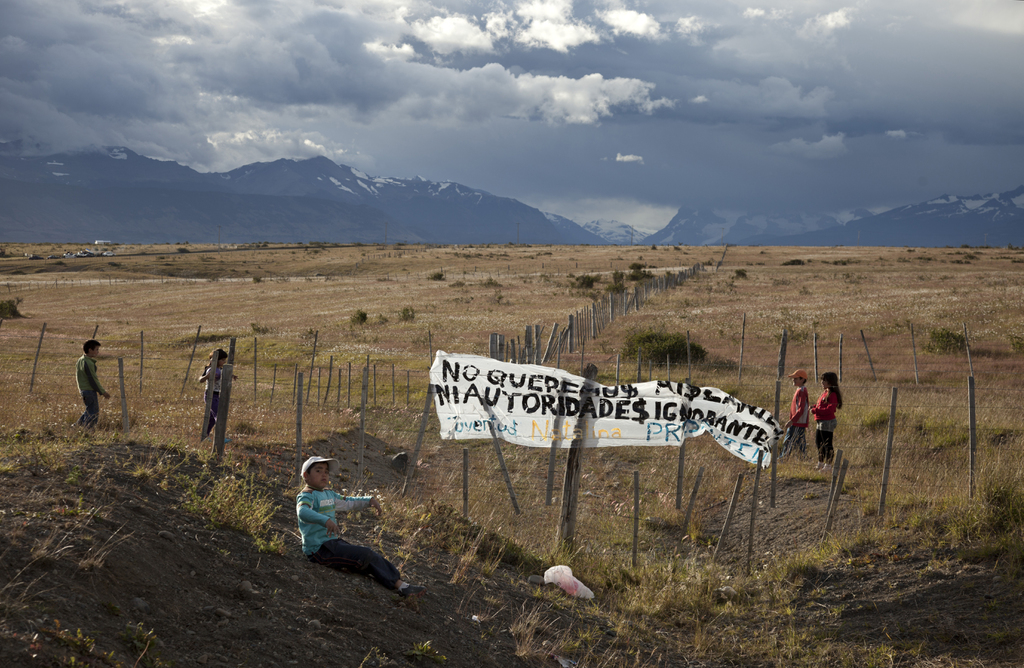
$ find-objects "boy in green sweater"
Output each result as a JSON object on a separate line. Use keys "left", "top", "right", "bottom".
{"left": 75, "top": 339, "right": 110, "bottom": 428}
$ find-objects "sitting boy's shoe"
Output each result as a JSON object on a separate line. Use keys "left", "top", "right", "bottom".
{"left": 398, "top": 584, "right": 427, "bottom": 598}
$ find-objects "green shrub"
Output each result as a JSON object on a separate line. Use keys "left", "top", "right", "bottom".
{"left": 734, "top": 269, "right": 748, "bottom": 279}
{"left": 781, "top": 259, "right": 804, "bottom": 266}
{"left": 573, "top": 274, "right": 598, "bottom": 289}
{"left": 0, "top": 298, "right": 23, "bottom": 318}
{"left": 399, "top": 307, "right": 415, "bottom": 322}
{"left": 428, "top": 271, "right": 445, "bottom": 281}
{"left": 627, "top": 262, "right": 651, "bottom": 281}
{"left": 622, "top": 330, "right": 707, "bottom": 364}
{"left": 252, "top": 276, "right": 262, "bottom": 283}
{"left": 350, "top": 310, "right": 368, "bottom": 325}
{"left": 176, "top": 247, "right": 190, "bottom": 253}
{"left": 606, "top": 270, "right": 626, "bottom": 292}
{"left": 924, "top": 327, "right": 966, "bottom": 354}
{"left": 1010, "top": 334, "right": 1024, "bottom": 353}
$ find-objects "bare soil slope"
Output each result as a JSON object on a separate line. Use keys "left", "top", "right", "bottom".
{"left": 1, "top": 439, "right": 1020, "bottom": 667}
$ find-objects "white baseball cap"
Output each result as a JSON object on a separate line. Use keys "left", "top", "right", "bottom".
{"left": 301, "top": 456, "right": 339, "bottom": 477}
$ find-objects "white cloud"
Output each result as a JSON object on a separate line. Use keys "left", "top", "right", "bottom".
{"left": 601, "top": 9, "right": 661, "bottom": 39}
{"left": 364, "top": 41, "right": 417, "bottom": 61}
{"left": 515, "top": 0, "right": 600, "bottom": 52}
{"left": 699, "top": 77, "right": 833, "bottom": 119}
{"left": 801, "top": 8, "right": 853, "bottom": 40}
{"left": 886, "top": 129, "right": 907, "bottom": 139}
{"left": 675, "top": 16, "right": 705, "bottom": 44}
{"left": 743, "top": 8, "right": 766, "bottom": 19}
{"left": 615, "top": 152, "right": 643, "bottom": 163}
{"left": 691, "top": 95, "right": 708, "bottom": 104}
{"left": 205, "top": 128, "right": 348, "bottom": 163}
{"left": 508, "top": 69, "right": 673, "bottom": 123}
{"left": 410, "top": 14, "right": 495, "bottom": 54}
{"left": 770, "top": 133, "right": 847, "bottom": 159}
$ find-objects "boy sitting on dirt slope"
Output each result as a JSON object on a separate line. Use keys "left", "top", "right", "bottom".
{"left": 296, "top": 456, "right": 426, "bottom": 598}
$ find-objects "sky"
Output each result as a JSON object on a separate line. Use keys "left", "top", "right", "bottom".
{"left": 2, "top": 0, "right": 1024, "bottom": 233}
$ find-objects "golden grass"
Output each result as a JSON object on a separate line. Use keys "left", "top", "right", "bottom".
{"left": 3, "top": 242, "right": 1024, "bottom": 665}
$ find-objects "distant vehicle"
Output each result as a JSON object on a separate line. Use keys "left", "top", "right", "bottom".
{"left": 28, "top": 254, "right": 42, "bottom": 260}
{"left": 63, "top": 252, "right": 75, "bottom": 258}
{"left": 102, "top": 251, "right": 115, "bottom": 257}
{"left": 47, "top": 255, "right": 58, "bottom": 259}
{"left": 76, "top": 250, "right": 95, "bottom": 257}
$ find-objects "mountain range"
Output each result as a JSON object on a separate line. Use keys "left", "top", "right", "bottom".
{"left": 1, "top": 145, "right": 1022, "bottom": 247}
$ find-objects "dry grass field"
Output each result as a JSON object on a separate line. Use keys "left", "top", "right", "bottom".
{"left": 1, "top": 241, "right": 1023, "bottom": 667}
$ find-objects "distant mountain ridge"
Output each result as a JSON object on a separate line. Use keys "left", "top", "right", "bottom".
{"left": 2, "top": 145, "right": 1022, "bottom": 246}
{"left": 0, "top": 147, "right": 597, "bottom": 245}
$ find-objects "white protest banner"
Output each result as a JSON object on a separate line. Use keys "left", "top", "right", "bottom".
{"left": 430, "top": 352, "right": 781, "bottom": 466}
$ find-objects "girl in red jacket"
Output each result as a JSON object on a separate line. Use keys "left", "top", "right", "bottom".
{"left": 810, "top": 371, "right": 842, "bottom": 471}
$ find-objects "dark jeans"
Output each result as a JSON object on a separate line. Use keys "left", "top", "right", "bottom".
{"left": 816, "top": 429, "right": 835, "bottom": 464}
{"left": 308, "top": 538, "right": 401, "bottom": 590}
{"left": 203, "top": 392, "right": 219, "bottom": 437}
{"left": 77, "top": 390, "right": 99, "bottom": 428}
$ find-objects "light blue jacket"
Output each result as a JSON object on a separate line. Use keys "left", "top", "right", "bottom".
{"left": 295, "top": 487, "right": 371, "bottom": 555}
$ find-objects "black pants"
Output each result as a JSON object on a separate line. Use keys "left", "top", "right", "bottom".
{"left": 816, "top": 429, "right": 835, "bottom": 464}
{"left": 308, "top": 538, "right": 401, "bottom": 590}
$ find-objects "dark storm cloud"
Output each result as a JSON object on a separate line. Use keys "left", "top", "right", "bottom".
{"left": 2, "top": 0, "right": 1023, "bottom": 227}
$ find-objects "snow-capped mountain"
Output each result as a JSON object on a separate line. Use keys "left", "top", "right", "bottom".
{"left": 777, "top": 186, "right": 1024, "bottom": 247}
{"left": 543, "top": 212, "right": 609, "bottom": 245}
{"left": 0, "top": 148, "right": 582, "bottom": 244}
{"left": 582, "top": 219, "right": 646, "bottom": 245}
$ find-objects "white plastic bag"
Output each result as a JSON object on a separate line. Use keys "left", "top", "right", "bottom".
{"left": 543, "top": 565, "right": 594, "bottom": 599}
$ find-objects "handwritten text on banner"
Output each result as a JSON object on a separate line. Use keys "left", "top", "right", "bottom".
{"left": 430, "top": 352, "right": 781, "bottom": 466}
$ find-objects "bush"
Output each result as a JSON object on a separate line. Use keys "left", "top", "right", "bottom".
{"left": 622, "top": 329, "right": 707, "bottom": 364}
{"left": 924, "top": 327, "right": 966, "bottom": 354}
{"left": 606, "top": 270, "right": 626, "bottom": 292}
{"left": 252, "top": 276, "right": 262, "bottom": 283}
{"left": 176, "top": 247, "right": 190, "bottom": 253}
{"left": 781, "top": 259, "right": 805, "bottom": 266}
{"left": 428, "top": 271, "right": 445, "bottom": 281}
{"left": 399, "top": 307, "right": 415, "bottom": 322}
{"left": 573, "top": 274, "right": 598, "bottom": 289}
{"left": 350, "top": 310, "right": 368, "bottom": 325}
{"left": 1010, "top": 334, "right": 1024, "bottom": 353}
{"left": 0, "top": 298, "right": 23, "bottom": 318}
{"left": 627, "top": 262, "right": 651, "bottom": 281}
{"left": 734, "top": 269, "right": 748, "bottom": 279}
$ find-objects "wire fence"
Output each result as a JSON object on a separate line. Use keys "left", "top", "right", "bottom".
{"left": 3, "top": 314, "right": 1021, "bottom": 570}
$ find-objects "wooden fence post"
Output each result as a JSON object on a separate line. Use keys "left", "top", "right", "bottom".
{"left": 306, "top": 330, "right": 318, "bottom": 403}
{"left": 860, "top": 330, "right": 877, "bottom": 381}
{"left": 139, "top": 331, "right": 144, "bottom": 395}
{"left": 632, "top": 470, "right": 640, "bottom": 568}
{"left": 213, "top": 363, "right": 233, "bottom": 459}
{"left": 682, "top": 467, "right": 704, "bottom": 537}
{"left": 823, "top": 458, "right": 850, "bottom": 539}
{"left": 674, "top": 437, "right": 687, "bottom": 509}
{"left": 747, "top": 451, "right": 764, "bottom": 574}
{"left": 270, "top": 364, "right": 277, "bottom": 406}
{"left": 253, "top": 337, "right": 259, "bottom": 399}
{"left": 402, "top": 385, "right": 435, "bottom": 496}
{"left": 838, "top": 334, "right": 843, "bottom": 382}
{"left": 738, "top": 313, "right": 746, "bottom": 383}
{"left": 777, "top": 328, "right": 788, "bottom": 381}
{"left": 358, "top": 364, "right": 368, "bottom": 489}
{"left": 489, "top": 421, "right": 521, "bottom": 515}
{"left": 463, "top": 448, "right": 470, "bottom": 518}
{"left": 686, "top": 331, "right": 692, "bottom": 383}
{"left": 295, "top": 372, "right": 303, "bottom": 478}
{"left": 813, "top": 332, "right": 818, "bottom": 382}
{"left": 910, "top": 324, "right": 919, "bottom": 384}
{"left": 557, "top": 364, "right": 598, "bottom": 548}
{"left": 968, "top": 376, "right": 977, "bottom": 499}
{"left": 29, "top": 323, "right": 46, "bottom": 393}
{"left": 878, "top": 388, "right": 897, "bottom": 516}
{"left": 118, "top": 357, "right": 129, "bottom": 435}
{"left": 712, "top": 474, "right": 744, "bottom": 563}
{"left": 324, "top": 356, "right": 333, "bottom": 405}
{"left": 963, "top": 323, "right": 974, "bottom": 377}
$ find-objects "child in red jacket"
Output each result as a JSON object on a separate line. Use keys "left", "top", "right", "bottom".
{"left": 810, "top": 371, "right": 842, "bottom": 471}
{"left": 781, "top": 369, "right": 809, "bottom": 458}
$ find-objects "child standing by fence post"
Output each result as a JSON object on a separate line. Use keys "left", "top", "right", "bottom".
{"left": 782, "top": 369, "right": 809, "bottom": 459}
{"left": 199, "top": 349, "right": 235, "bottom": 441}
{"left": 75, "top": 339, "right": 110, "bottom": 428}
{"left": 811, "top": 371, "right": 842, "bottom": 472}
